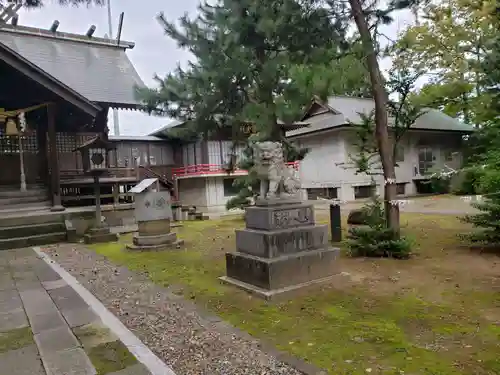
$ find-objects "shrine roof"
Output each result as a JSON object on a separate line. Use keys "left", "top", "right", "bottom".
{"left": 0, "top": 24, "right": 145, "bottom": 110}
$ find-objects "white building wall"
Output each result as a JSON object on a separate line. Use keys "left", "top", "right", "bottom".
{"left": 207, "top": 141, "right": 222, "bottom": 165}
{"left": 205, "top": 176, "right": 242, "bottom": 213}
{"left": 296, "top": 129, "right": 464, "bottom": 201}
{"left": 177, "top": 178, "right": 207, "bottom": 208}
{"left": 181, "top": 141, "right": 203, "bottom": 166}
{"left": 207, "top": 141, "right": 246, "bottom": 166}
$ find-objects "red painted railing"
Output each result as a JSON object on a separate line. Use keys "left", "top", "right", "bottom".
{"left": 172, "top": 162, "right": 299, "bottom": 177}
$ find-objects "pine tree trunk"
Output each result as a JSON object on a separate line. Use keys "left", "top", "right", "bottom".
{"left": 348, "top": 0, "right": 400, "bottom": 236}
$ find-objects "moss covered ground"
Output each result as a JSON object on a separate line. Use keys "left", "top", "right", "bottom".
{"left": 90, "top": 213, "right": 500, "bottom": 375}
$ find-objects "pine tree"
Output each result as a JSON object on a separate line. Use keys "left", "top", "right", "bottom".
{"left": 1, "top": 0, "right": 104, "bottom": 7}
{"left": 461, "top": 7, "right": 500, "bottom": 246}
{"left": 140, "top": 1, "right": 347, "bottom": 140}
{"left": 139, "top": 0, "right": 349, "bottom": 209}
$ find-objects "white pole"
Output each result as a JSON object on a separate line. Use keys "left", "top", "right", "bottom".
{"left": 107, "top": 0, "right": 121, "bottom": 136}
{"left": 19, "top": 135, "right": 26, "bottom": 192}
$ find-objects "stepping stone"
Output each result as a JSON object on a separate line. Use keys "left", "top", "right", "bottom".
{"left": 42, "top": 347, "right": 96, "bottom": 375}
{"left": 74, "top": 321, "right": 118, "bottom": 349}
{"left": 29, "top": 310, "right": 67, "bottom": 334}
{"left": 20, "top": 289, "right": 57, "bottom": 316}
{"left": 42, "top": 279, "right": 67, "bottom": 291}
{"left": 48, "top": 286, "right": 88, "bottom": 311}
{"left": 0, "top": 308, "right": 28, "bottom": 332}
{"left": 61, "top": 307, "right": 99, "bottom": 328}
{"left": 0, "top": 276, "right": 16, "bottom": 291}
{"left": 35, "top": 266, "right": 61, "bottom": 283}
{"left": 108, "top": 363, "right": 152, "bottom": 375}
{"left": 34, "top": 326, "right": 80, "bottom": 356}
{"left": 0, "top": 290, "right": 23, "bottom": 314}
{"left": 0, "top": 345, "right": 45, "bottom": 375}
{"left": 14, "top": 280, "right": 43, "bottom": 292}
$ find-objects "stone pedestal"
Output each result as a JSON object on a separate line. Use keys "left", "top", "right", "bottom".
{"left": 220, "top": 201, "right": 340, "bottom": 300}
{"left": 83, "top": 227, "right": 118, "bottom": 244}
{"left": 126, "top": 218, "right": 183, "bottom": 251}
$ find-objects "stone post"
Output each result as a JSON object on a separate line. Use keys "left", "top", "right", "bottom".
{"left": 330, "top": 203, "right": 342, "bottom": 242}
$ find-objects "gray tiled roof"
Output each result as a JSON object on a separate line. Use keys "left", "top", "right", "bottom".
{"left": 109, "top": 135, "right": 165, "bottom": 142}
{"left": 0, "top": 25, "right": 145, "bottom": 108}
{"left": 148, "top": 120, "right": 184, "bottom": 137}
{"left": 287, "top": 96, "right": 474, "bottom": 137}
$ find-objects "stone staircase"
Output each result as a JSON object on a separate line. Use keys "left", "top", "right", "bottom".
{"left": 0, "top": 184, "right": 51, "bottom": 214}
{"left": 0, "top": 185, "right": 66, "bottom": 250}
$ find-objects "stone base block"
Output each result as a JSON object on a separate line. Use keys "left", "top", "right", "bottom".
{"left": 219, "top": 274, "right": 337, "bottom": 301}
{"left": 245, "top": 203, "right": 315, "bottom": 231}
{"left": 133, "top": 232, "right": 177, "bottom": 246}
{"left": 83, "top": 227, "right": 117, "bottom": 244}
{"left": 137, "top": 219, "right": 170, "bottom": 236}
{"left": 224, "top": 247, "right": 339, "bottom": 293}
{"left": 126, "top": 240, "right": 184, "bottom": 251}
{"left": 236, "top": 225, "right": 328, "bottom": 258}
{"left": 254, "top": 197, "right": 302, "bottom": 207}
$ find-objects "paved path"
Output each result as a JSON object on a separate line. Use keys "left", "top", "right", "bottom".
{"left": 42, "top": 244, "right": 320, "bottom": 375}
{"left": 0, "top": 248, "right": 153, "bottom": 375}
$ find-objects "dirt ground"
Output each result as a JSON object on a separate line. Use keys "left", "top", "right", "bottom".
{"left": 314, "top": 194, "right": 479, "bottom": 214}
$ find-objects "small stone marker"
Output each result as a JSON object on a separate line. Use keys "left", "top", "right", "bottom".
{"left": 126, "top": 178, "right": 183, "bottom": 251}
{"left": 330, "top": 203, "right": 342, "bottom": 242}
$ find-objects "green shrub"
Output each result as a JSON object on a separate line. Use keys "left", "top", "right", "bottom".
{"left": 460, "top": 165, "right": 500, "bottom": 247}
{"left": 450, "top": 167, "right": 485, "bottom": 195}
{"left": 346, "top": 196, "right": 412, "bottom": 259}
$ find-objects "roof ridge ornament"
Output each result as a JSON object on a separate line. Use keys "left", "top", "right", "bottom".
{"left": 0, "top": 3, "right": 21, "bottom": 24}
{"left": 0, "top": 23, "right": 135, "bottom": 49}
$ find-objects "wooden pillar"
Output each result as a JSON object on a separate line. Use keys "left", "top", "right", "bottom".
{"left": 47, "top": 104, "right": 64, "bottom": 212}
{"left": 36, "top": 122, "right": 48, "bottom": 183}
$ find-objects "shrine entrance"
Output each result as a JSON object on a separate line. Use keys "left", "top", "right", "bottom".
{"left": 0, "top": 132, "right": 42, "bottom": 186}
{"left": 0, "top": 43, "right": 100, "bottom": 210}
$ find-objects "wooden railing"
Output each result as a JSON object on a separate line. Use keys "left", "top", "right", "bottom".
{"left": 59, "top": 165, "right": 176, "bottom": 207}
{"left": 138, "top": 165, "right": 174, "bottom": 189}
{"left": 172, "top": 162, "right": 299, "bottom": 177}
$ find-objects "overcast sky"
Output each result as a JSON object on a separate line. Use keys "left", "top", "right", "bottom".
{"left": 18, "top": 1, "right": 414, "bottom": 136}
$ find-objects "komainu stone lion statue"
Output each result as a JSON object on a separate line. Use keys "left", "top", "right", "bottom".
{"left": 253, "top": 141, "right": 301, "bottom": 200}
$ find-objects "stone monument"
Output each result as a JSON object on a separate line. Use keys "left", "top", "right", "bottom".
{"left": 220, "top": 141, "right": 340, "bottom": 300}
{"left": 126, "top": 178, "right": 183, "bottom": 251}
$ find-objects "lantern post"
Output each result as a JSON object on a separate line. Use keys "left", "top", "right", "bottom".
{"left": 74, "top": 135, "right": 118, "bottom": 244}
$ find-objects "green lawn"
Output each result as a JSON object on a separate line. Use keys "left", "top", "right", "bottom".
{"left": 90, "top": 214, "right": 500, "bottom": 375}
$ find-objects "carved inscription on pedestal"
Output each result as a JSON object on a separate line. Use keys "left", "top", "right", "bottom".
{"left": 271, "top": 207, "right": 313, "bottom": 229}
{"left": 245, "top": 204, "right": 315, "bottom": 231}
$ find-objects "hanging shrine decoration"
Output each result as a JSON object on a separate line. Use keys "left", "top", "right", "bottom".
{"left": 0, "top": 103, "right": 51, "bottom": 135}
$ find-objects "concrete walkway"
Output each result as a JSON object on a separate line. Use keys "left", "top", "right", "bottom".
{"left": 0, "top": 248, "right": 153, "bottom": 375}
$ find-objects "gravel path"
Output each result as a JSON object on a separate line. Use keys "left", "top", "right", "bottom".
{"left": 42, "top": 244, "right": 324, "bottom": 375}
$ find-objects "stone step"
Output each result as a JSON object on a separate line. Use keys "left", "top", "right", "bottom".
{"left": 0, "top": 187, "right": 48, "bottom": 199}
{"left": 0, "top": 194, "right": 49, "bottom": 206}
{"left": 0, "top": 212, "right": 63, "bottom": 228}
{"left": 0, "top": 202, "right": 51, "bottom": 215}
{"left": 0, "top": 231, "right": 66, "bottom": 250}
{"left": 0, "top": 222, "right": 65, "bottom": 240}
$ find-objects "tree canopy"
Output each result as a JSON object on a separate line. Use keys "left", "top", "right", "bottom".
{"left": 394, "top": 0, "right": 497, "bottom": 125}
{"left": 139, "top": 0, "right": 351, "bottom": 142}
{"left": 0, "top": 0, "right": 104, "bottom": 7}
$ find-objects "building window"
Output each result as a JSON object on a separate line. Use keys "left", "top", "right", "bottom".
{"left": 395, "top": 144, "right": 404, "bottom": 163}
{"left": 223, "top": 178, "right": 239, "bottom": 197}
{"left": 354, "top": 185, "right": 375, "bottom": 199}
{"left": 418, "top": 146, "right": 435, "bottom": 175}
{"left": 396, "top": 183, "right": 406, "bottom": 195}
{"left": 444, "top": 150, "right": 454, "bottom": 162}
{"left": 307, "top": 187, "right": 338, "bottom": 200}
